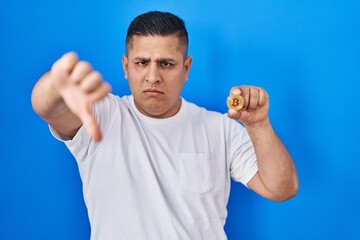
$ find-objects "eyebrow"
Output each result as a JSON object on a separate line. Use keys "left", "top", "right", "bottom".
{"left": 133, "top": 57, "right": 176, "bottom": 62}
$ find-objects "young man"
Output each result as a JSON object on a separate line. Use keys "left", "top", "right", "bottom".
{"left": 32, "top": 11, "right": 298, "bottom": 240}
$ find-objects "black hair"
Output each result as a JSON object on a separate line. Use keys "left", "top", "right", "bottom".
{"left": 125, "top": 11, "right": 188, "bottom": 56}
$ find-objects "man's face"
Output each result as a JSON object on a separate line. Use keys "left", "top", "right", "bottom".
{"left": 122, "top": 35, "right": 192, "bottom": 118}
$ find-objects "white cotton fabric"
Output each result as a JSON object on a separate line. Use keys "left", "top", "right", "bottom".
{"left": 50, "top": 94, "right": 258, "bottom": 240}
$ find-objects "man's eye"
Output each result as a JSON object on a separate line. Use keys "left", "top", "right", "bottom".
{"left": 161, "top": 62, "right": 173, "bottom": 67}
{"left": 136, "top": 61, "right": 147, "bottom": 66}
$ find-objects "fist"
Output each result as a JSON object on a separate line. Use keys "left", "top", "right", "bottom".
{"left": 227, "top": 86, "right": 269, "bottom": 126}
{"left": 51, "top": 52, "right": 109, "bottom": 99}
{"left": 50, "top": 52, "right": 111, "bottom": 141}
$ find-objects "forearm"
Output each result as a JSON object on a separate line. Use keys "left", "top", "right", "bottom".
{"left": 31, "top": 72, "right": 81, "bottom": 136}
{"left": 245, "top": 119, "right": 298, "bottom": 200}
{"left": 31, "top": 72, "right": 66, "bottom": 118}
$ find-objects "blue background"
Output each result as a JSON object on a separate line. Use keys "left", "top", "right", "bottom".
{"left": 1, "top": 0, "right": 360, "bottom": 239}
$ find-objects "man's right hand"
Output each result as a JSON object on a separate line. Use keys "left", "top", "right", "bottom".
{"left": 47, "top": 52, "right": 110, "bottom": 141}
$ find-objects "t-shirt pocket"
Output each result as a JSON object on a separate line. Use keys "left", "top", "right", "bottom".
{"left": 178, "top": 152, "right": 214, "bottom": 193}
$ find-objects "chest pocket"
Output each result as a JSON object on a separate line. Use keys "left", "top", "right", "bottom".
{"left": 178, "top": 152, "right": 214, "bottom": 193}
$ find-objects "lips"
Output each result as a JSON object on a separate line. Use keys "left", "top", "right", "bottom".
{"left": 143, "top": 89, "right": 164, "bottom": 96}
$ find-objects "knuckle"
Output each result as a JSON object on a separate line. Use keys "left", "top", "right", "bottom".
{"left": 78, "top": 61, "right": 92, "bottom": 71}
{"left": 104, "top": 82, "right": 111, "bottom": 92}
{"left": 60, "top": 54, "right": 77, "bottom": 71}
{"left": 102, "top": 82, "right": 111, "bottom": 94}
{"left": 52, "top": 59, "right": 67, "bottom": 73}
{"left": 64, "top": 51, "right": 78, "bottom": 60}
{"left": 90, "top": 84, "right": 109, "bottom": 101}
{"left": 260, "top": 87, "right": 268, "bottom": 95}
{"left": 91, "top": 71, "right": 102, "bottom": 81}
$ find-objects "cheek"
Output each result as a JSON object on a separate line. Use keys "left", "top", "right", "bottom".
{"left": 129, "top": 80, "right": 141, "bottom": 92}
{"left": 126, "top": 78, "right": 140, "bottom": 94}
{"left": 127, "top": 70, "right": 144, "bottom": 84}
{"left": 168, "top": 78, "right": 186, "bottom": 94}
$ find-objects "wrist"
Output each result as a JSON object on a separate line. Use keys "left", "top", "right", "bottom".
{"left": 244, "top": 117, "right": 271, "bottom": 130}
{"left": 244, "top": 118, "right": 278, "bottom": 147}
{"left": 243, "top": 118, "right": 277, "bottom": 139}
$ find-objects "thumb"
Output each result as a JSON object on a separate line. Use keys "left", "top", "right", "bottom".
{"left": 227, "top": 108, "right": 242, "bottom": 120}
{"left": 78, "top": 109, "right": 102, "bottom": 141}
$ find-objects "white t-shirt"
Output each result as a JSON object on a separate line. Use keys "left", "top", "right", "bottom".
{"left": 51, "top": 94, "right": 258, "bottom": 240}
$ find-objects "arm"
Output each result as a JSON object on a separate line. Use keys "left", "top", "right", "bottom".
{"left": 31, "top": 52, "right": 111, "bottom": 141}
{"left": 227, "top": 86, "right": 298, "bottom": 202}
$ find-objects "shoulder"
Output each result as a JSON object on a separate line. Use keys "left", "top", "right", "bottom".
{"left": 91, "top": 94, "right": 134, "bottom": 127}
{"left": 94, "top": 94, "right": 131, "bottom": 112}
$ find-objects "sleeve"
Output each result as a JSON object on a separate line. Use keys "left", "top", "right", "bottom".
{"left": 49, "top": 94, "right": 119, "bottom": 164}
{"left": 227, "top": 119, "right": 258, "bottom": 187}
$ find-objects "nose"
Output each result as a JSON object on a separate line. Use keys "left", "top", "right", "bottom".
{"left": 145, "top": 62, "right": 161, "bottom": 84}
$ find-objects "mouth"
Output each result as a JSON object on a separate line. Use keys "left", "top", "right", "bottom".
{"left": 143, "top": 89, "right": 164, "bottom": 97}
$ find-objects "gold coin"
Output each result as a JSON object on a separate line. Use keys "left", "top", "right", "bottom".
{"left": 227, "top": 94, "right": 244, "bottom": 111}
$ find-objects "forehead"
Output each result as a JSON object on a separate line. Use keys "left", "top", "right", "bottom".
{"left": 126, "top": 35, "right": 184, "bottom": 58}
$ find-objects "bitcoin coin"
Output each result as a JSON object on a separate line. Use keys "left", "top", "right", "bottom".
{"left": 227, "top": 94, "right": 244, "bottom": 111}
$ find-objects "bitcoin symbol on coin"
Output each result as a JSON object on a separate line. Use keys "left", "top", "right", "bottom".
{"left": 231, "top": 98, "right": 240, "bottom": 107}
{"left": 227, "top": 94, "right": 244, "bottom": 111}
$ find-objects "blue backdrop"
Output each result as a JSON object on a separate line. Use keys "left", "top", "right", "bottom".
{"left": 1, "top": 0, "right": 359, "bottom": 239}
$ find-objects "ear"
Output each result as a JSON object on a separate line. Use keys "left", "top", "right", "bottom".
{"left": 183, "top": 56, "right": 192, "bottom": 81}
{"left": 122, "top": 55, "right": 129, "bottom": 79}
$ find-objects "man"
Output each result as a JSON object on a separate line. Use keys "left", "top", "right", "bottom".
{"left": 31, "top": 11, "right": 298, "bottom": 240}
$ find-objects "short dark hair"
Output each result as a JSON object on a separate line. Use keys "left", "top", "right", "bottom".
{"left": 125, "top": 11, "right": 189, "bottom": 57}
